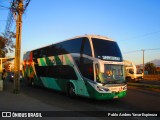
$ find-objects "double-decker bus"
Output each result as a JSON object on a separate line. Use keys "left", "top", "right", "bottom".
{"left": 22, "top": 35, "right": 127, "bottom": 100}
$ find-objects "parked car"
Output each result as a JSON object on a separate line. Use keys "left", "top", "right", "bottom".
{"left": 9, "top": 72, "right": 23, "bottom": 82}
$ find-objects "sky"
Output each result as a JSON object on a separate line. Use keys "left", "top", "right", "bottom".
{"left": 0, "top": 0, "right": 160, "bottom": 65}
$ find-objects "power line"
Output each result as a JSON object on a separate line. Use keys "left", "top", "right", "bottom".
{"left": 123, "top": 50, "right": 141, "bottom": 54}
{"left": 24, "top": 0, "right": 31, "bottom": 11}
{"left": 0, "top": 0, "right": 8, "bottom": 3}
{"left": 141, "top": 48, "right": 160, "bottom": 75}
{"left": 0, "top": 5, "right": 10, "bottom": 10}
{"left": 0, "top": 5, "right": 9, "bottom": 9}
{"left": 4, "top": 3, "right": 14, "bottom": 38}
{"left": 123, "top": 48, "right": 160, "bottom": 54}
{"left": 4, "top": 0, "right": 31, "bottom": 38}
{"left": 123, "top": 48, "right": 160, "bottom": 75}
{"left": 119, "top": 31, "right": 160, "bottom": 43}
{"left": 0, "top": 8, "right": 9, "bottom": 10}
{"left": 142, "top": 48, "right": 160, "bottom": 51}
{"left": 0, "top": 20, "right": 7, "bottom": 21}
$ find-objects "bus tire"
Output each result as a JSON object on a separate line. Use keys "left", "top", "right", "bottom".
{"left": 24, "top": 77, "right": 30, "bottom": 85}
{"left": 67, "top": 83, "right": 76, "bottom": 98}
{"left": 25, "top": 77, "right": 34, "bottom": 86}
{"left": 31, "top": 78, "right": 34, "bottom": 86}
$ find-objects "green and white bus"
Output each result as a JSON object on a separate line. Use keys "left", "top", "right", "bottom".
{"left": 22, "top": 35, "right": 127, "bottom": 100}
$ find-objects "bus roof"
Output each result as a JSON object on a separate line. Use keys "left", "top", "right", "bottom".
{"left": 71, "top": 34, "right": 113, "bottom": 41}
{"left": 25, "top": 34, "right": 114, "bottom": 52}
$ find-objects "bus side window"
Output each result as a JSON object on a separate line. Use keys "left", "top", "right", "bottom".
{"left": 36, "top": 65, "right": 77, "bottom": 80}
{"left": 77, "top": 57, "right": 94, "bottom": 81}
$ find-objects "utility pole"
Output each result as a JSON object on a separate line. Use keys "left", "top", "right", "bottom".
{"left": 142, "top": 49, "right": 145, "bottom": 75}
{"left": 13, "top": 0, "right": 24, "bottom": 93}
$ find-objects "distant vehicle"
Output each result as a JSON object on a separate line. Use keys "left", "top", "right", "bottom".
{"left": 23, "top": 35, "right": 127, "bottom": 100}
{"left": 9, "top": 72, "right": 23, "bottom": 82}
{"left": 124, "top": 60, "right": 143, "bottom": 82}
{"left": 2, "top": 69, "right": 7, "bottom": 80}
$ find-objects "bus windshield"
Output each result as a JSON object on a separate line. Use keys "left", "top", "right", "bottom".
{"left": 98, "top": 64, "right": 125, "bottom": 84}
{"left": 92, "top": 38, "right": 123, "bottom": 61}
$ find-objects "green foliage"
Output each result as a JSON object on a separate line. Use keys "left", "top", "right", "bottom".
{"left": 0, "top": 32, "right": 15, "bottom": 57}
{"left": 0, "top": 36, "right": 7, "bottom": 57}
{"left": 0, "top": 36, "right": 7, "bottom": 48}
{"left": 145, "top": 62, "right": 156, "bottom": 74}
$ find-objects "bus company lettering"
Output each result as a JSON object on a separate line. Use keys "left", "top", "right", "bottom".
{"left": 28, "top": 113, "right": 42, "bottom": 117}
{"left": 11, "top": 112, "right": 42, "bottom": 118}
{"left": 102, "top": 56, "right": 120, "bottom": 61}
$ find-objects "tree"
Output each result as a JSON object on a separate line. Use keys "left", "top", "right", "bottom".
{"left": 0, "top": 35, "right": 7, "bottom": 57}
{"left": 145, "top": 62, "right": 156, "bottom": 74}
{"left": 0, "top": 32, "right": 15, "bottom": 57}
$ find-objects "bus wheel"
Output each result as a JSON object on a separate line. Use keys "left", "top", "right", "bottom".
{"left": 68, "top": 83, "right": 76, "bottom": 98}
{"left": 25, "top": 77, "right": 30, "bottom": 86}
{"left": 26, "top": 78, "right": 34, "bottom": 86}
{"left": 31, "top": 79, "right": 34, "bottom": 86}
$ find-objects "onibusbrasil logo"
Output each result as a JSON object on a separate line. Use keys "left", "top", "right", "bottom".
{"left": 1, "top": 112, "right": 42, "bottom": 118}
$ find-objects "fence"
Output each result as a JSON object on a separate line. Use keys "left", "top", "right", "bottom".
{"left": 144, "top": 75, "right": 160, "bottom": 81}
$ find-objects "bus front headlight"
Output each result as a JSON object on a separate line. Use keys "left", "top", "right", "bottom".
{"left": 97, "top": 86, "right": 109, "bottom": 92}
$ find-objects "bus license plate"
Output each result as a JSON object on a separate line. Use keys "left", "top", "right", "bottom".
{"left": 114, "top": 96, "right": 118, "bottom": 99}
{"left": 110, "top": 87, "right": 118, "bottom": 91}
{"left": 111, "top": 87, "right": 123, "bottom": 92}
